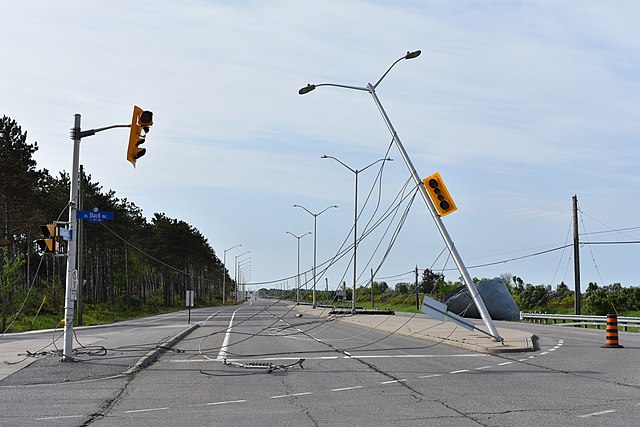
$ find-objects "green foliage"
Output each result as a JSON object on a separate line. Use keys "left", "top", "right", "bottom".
{"left": 0, "top": 115, "right": 233, "bottom": 333}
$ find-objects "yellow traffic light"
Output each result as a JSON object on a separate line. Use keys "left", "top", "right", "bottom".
{"left": 36, "top": 224, "right": 58, "bottom": 254}
{"left": 423, "top": 172, "right": 457, "bottom": 217}
{"left": 127, "top": 105, "right": 153, "bottom": 167}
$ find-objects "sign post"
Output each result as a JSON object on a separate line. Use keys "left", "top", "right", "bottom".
{"left": 186, "top": 290, "right": 195, "bottom": 324}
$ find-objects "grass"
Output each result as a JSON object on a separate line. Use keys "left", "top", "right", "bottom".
{"left": 5, "top": 305, "right": 182, "bottom": 333}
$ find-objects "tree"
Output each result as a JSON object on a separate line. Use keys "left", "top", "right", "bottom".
{"left": 420, "top": 268, "right": 445, "bottom": 294}
{"left": 0, "top": 116, "right": 47, "bottom": 255}
{"left": 1, "top": 247, "right": 25, "bottom": 331}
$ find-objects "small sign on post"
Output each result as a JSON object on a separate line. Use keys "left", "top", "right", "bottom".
{"left": 186, "top": 290, "right": 195, "bottom": 324}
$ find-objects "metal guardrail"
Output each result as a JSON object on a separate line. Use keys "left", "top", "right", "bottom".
{"left": 520, "top": 312, "right": 640, "bottom": 332}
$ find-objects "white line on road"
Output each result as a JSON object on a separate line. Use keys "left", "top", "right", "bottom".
{"left": 418, "top": 374, "right": 442, "bottom": 378}
{"left": 270, "top": 392, "right": 313, "bottom": 399}
{"left": 498, "top": 362, "right": 513, "bottom": 366}
{"left": 475, "top": 366, "right": 492, "bottom": 370}
{"left": 331, "top": 386, "right": 364, "bottom": 392}
{"left": 35, "top": 415, "right": 83, "bottom": 421}
{"left": 577, "top": 409, "right": 616, "bottom": 418}
{"left": 380, "top": 379, "right": 407, "bottom": 384}
{"left": 450, "top": 369, "right": 470, "bottom": 374}
{"left": 216, "top": 309, "right": 240, "bottom": 361}
{"left": 124, "top": 407, "right": 169, "bottom": 414}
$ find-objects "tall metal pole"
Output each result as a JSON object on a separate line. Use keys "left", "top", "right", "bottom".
{"left": 293, "top": 205, "right": 336, "bottom": 308}
{"left": 62, "top": 114, "right": 81, "bottom": 361}
{"left": 312, "top": 216, "right": 317, "bottom": 307}
{"left": 77, "top": 164, "right": 84, "bottom": 326}
{"left": 321, "top": 156, "right": 390, "bottom": 314}
{"left": 287, "top": 232, "right": 310, "bottom": 304}
{"left": 572, "top": 195, "right": 581, "bottom": 315}
{"left": 223, "top": 244, "right": 241, "bottom": 306}
{"left": 368, "top": 86, "right": 501, "bottom": 341}
{"left": 298, "top": 51, "right": 502, "bottom": 341}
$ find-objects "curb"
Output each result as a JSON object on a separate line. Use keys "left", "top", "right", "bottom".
{"left": 123, "top": 323, "right": 200, "bottom": 375}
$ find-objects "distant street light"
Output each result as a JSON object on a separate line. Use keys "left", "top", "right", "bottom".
{"left": 223, "top": 244, "right": 242, "bottom": 305}
{"left": 287, "top": 231, "right": 311, "bottom": 304}
{"left": 293, "top": 204, "right": 338, "bottom": 308}
{"left": 234, "top": 251, "right": 251, "bottom": 303}
{"left": 298, "top": 50, "right": 502, "bottom": 341}
{"left": 321, "top": 155, "right": 392, "bottom": 314}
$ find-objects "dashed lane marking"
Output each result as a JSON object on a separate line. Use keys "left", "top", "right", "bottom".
{"left": 577, "top": 409, "right": 616, "bottom": 418}
{"left": 35, "top": 415, "right": 83, "bottom": 421}
{"left": 380, "top": 379, "right": 407, "bottom": 384}
{"left": 125, "top": 408, "right": 169, "bottom": 414}
{"left": 189, "top": 400, "right": 247, "bottom": 407}
{"left": 331, "top": 386, "right": 364, "bottom": 392}
{"left": 270, "top": 392, "right": 313, "bottom": 399}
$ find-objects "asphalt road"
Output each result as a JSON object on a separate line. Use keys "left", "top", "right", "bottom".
{"left": 1, "top": 299, "right": 639, "bottom": 426}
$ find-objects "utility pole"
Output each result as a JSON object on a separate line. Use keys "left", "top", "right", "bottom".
{"left": 415, "top": 266, "right": 419, "bottom": 311}
{"left": 573, "top": 195, "right": 581, "bottom": 315}
{"left": 370, "top": 269, "right": 374, "bottom": 308}
{"left": 76, "top": 165, "right": 84, "bottom": 326}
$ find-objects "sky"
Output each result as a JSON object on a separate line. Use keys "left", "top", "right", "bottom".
{"left": 3, "top": 0, "right": 640, "bottom": 293}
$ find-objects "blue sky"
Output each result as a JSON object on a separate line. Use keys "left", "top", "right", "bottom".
{"left": 3, "top": 1, "right": 640, "bottom": 292}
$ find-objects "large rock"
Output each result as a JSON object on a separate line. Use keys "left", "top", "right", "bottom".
{"left": 442, "top": 277, "right": 520, "bottom": 321}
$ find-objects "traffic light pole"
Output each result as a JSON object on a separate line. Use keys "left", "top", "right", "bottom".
{"left": 62, "top": 115, "right": 134, "bottom": 361}
{"left": 62, "top": 114, "right": 81, "bottom": 361}
{"left": 298, "top": 51, "right": 502, "bottom": 341}
{"left": 368, "top": 86, "right": 502, "bottom": 342}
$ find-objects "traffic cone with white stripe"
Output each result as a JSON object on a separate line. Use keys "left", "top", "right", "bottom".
{"left": 601, "top": 313, "right": 623, "bottom": 348}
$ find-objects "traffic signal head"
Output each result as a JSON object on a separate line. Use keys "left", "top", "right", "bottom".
{"left": 423, "top": 172, "right": 458, "bottom": 217}
{"left": 36, "top": 224, "right": 57, "bottom": 254}
{"left": 127, "top": 105, "right": 153, "bottom": 167}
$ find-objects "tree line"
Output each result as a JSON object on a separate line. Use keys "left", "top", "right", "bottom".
{"left": 260, "top": 269, "right": 640, "bottom": 316}
{"left": 0, "top": 116, "right": 234, "bottom": 331}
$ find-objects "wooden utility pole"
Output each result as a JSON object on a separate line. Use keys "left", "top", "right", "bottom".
{"left": 573, "top": 195, "right": 581, "bottom": 314}
{"left": 415, "top": 266, "right": 420, "bottom": 311}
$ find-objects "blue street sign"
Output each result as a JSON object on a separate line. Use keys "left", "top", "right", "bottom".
{"left": 76, "top": 209, "right": 115, "bottom": 223}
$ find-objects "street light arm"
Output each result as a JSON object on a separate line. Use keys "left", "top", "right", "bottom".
{"left": 293, "top": 204, "right": 314, "bottom": 216}
{"left": 360, "top": 157, "right": 393, "bottom": 173}
{"left": 299, "top": 82, "right": 368, "bottom": 95}
{"left": 321, "top": 155, "right": 355, "bottom": 173}
{"left": 372, "top": 50, "right": 422, "bottom": 90}
{"left": 287, "top": 231, "right": 312, "bottom": 239}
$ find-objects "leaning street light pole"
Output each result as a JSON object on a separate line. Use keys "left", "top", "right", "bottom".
{"left": 287, "top": 231, "right": 311, "bottom": 304}
{"left": 321, "top": 155, "right": 392, "bottom": 314}
{"left": 293, "top": 204, "right": 338, "bottom": 308}
{"left": 223, "top": 244, "right": 242, "bottom": 305}
{"left": 299, "top": 50, "right": 502, "bottom": 341}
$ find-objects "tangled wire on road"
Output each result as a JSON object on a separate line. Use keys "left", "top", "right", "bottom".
{"left": 223, "top": 358, "right": 305, "bottom": 373}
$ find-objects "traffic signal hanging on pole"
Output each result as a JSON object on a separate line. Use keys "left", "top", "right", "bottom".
{"left": 36, "top": 224, "right": 58, "bottom": 254}
{"left": 423, "top": 172, "right": 457, "bottom": 217}
{"left": 127, "top": 105, "right": 153, "bottom": 167}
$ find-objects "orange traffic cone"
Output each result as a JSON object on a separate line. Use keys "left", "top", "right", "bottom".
{"left": 601, "top": 313, "right": 624, "bottom": 348}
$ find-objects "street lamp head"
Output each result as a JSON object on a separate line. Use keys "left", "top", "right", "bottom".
{"left": 405, "top": 50, "right": 421, "bottom": 60}
{"left": 299, "top": 84, "right": 316, "bottom": 95}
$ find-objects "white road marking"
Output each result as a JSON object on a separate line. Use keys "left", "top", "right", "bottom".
{"left": 498, "top": 362, "right": 513, "bottom": 366}
{"left": 125, "top": 407, "right": 169, "bottom": 414}
{"left": 540, "top": 352, "right": 549, "bottom": 355}
{"left": 577, "top": 409, "right": 616, "bottom": 418}
{"left": 216, "top": 309, "right": 240, "bottom": 361}
{"left": 189, "top": 400, "right": 247, "bottom": 407}
{"left": 35, "top": 415, "right": 83, "bottom": 421}
{"left": 270, "top": 392, "right": 312, "bottom": 399}
{"left": 331, "top": 386, "right": 364, "bottom": 392}
{"left": 475, "top": 366, "right": 492, "bottom": 370}
{"left": 450, "top": 369, "right": 470, "bottom": 374}
{"left": 380, "top": 379, "right": 407, "bottom": 384}
{"left": 171, "top": 353, "right": 487, "bottom": 363}
{"left": 418, "top": 374, "right": 442, "bottom": 378}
